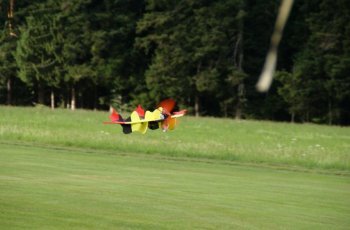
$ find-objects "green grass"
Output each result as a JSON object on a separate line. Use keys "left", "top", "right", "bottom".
{"left": 1, "top": 106, "right": 350, "bottom": 229}
{"left": 1, "top": 143, "right": 350, "bottom": 230}
{"left": 0, "top": 106, "right": 349, "bottom": 170}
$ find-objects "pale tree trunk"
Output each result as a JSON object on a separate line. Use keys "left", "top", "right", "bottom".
{"left": 6, "top": 77, "right": 12, "bottom": 105}
{"left": 66, "top": 89, "right": 70, "bottom": 109}
{"left": 291, "top": 112, "right": 295, "bottom": 123}
{"left": 71, "top": 86, "right": 76, "bottom": 110}
{"left": 50, "top": 89, "right": 55, "bottom": 110}
{"left": 194, "top": 94, "right": 200, "bottom": 117}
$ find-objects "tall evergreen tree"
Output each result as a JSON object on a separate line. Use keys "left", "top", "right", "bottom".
{"left": 0, "top": 0, "right": 17, "bottom": 105}
{"left": 278, "top": 0, "right": 350, "bottom": 124}
{"left": 0, "top": 31, "right": 17, "bottom": 105}
{"left": 14, "top": 1, "right": 63, "bottom": 107}
{"left": 87, "top": 0, "right": 145, "bottom": 110}
{"left": 58, "top": 0, "right": 94, "bottom": 110}
{"left": 137, "top": 0, "right": 247, "bottom": 116}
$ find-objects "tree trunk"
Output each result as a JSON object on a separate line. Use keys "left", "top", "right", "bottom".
{"left": 6, "top": 77, "right": 12, "bottom": 105}
{"left": 291, "top": 112, "right": 295, "bottom": 123}
{"left": 235, "top": 83, "right": 245, "bottom": 120}
{"left": 66, "top": 88, "right": 70, "bottom": 109}
{"left": 38, "top": 81, "right": 45, "bottom": 105}
{"left": 328, "top": 100, "right": 333, "bottom": 125}
{"left": 194, "top": 62, "right": 202, "bottom": 117}
{"left": 194, "top": 94, "right": 199, "bottom": 117}
{"left": 94, "top": 85, "right": 97, "bottom": 111}
{"left": 71, "top": 85, "right": 76, "bottom": 110}
{"left": 235, "top": 104, "right": 241, "bottom": 120}
{"left": 305, "top": 109, "right": 309, "bottom": 123}
{"left": 51, "top": 89, "right": 55, "bottom": 110}
{"left": 234, "top": 11, "right": 245, "bottom": 120}
{"left": 223, "top": 102, "right": 228, "bottom": 118}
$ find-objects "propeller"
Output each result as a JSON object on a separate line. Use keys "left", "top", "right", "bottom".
{"left": 157, "top": 99, "right": 177, "bottom": 131}
{"left": 157, "top": 99, "right": 176, "bottom": 114}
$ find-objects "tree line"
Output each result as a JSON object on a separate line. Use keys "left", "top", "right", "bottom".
{"left": 1, "top": 0, "right": 349, "bottom": 125}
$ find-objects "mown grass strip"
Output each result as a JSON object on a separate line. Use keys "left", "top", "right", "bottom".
{"left": 1, "top": 140, "right": 350, "bottom": 177}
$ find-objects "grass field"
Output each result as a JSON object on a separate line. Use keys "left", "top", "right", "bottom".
{"left": 0, "top": 106, "right": 349, "bottom": 170}
{"left": 1, "top": 106, "right": 350, "bottom": 229}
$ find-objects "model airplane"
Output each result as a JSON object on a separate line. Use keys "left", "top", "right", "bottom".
{"left": 103, "top": 99, "right": 186, "bottom": 134}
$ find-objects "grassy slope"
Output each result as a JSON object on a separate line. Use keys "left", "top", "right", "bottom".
{"left": 0, "top": 106, "right": 349, "bottom": 170}
{"left": 1, "top": 143, "right": 350, "bottom": 230}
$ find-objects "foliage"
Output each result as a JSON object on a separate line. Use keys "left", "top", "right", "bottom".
{"left": 275, "top": 0, "right": 350, "bottom": 124}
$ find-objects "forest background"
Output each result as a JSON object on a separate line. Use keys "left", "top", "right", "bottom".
{"left": 0, "top": 0, "right": 349, "bottom": 125}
